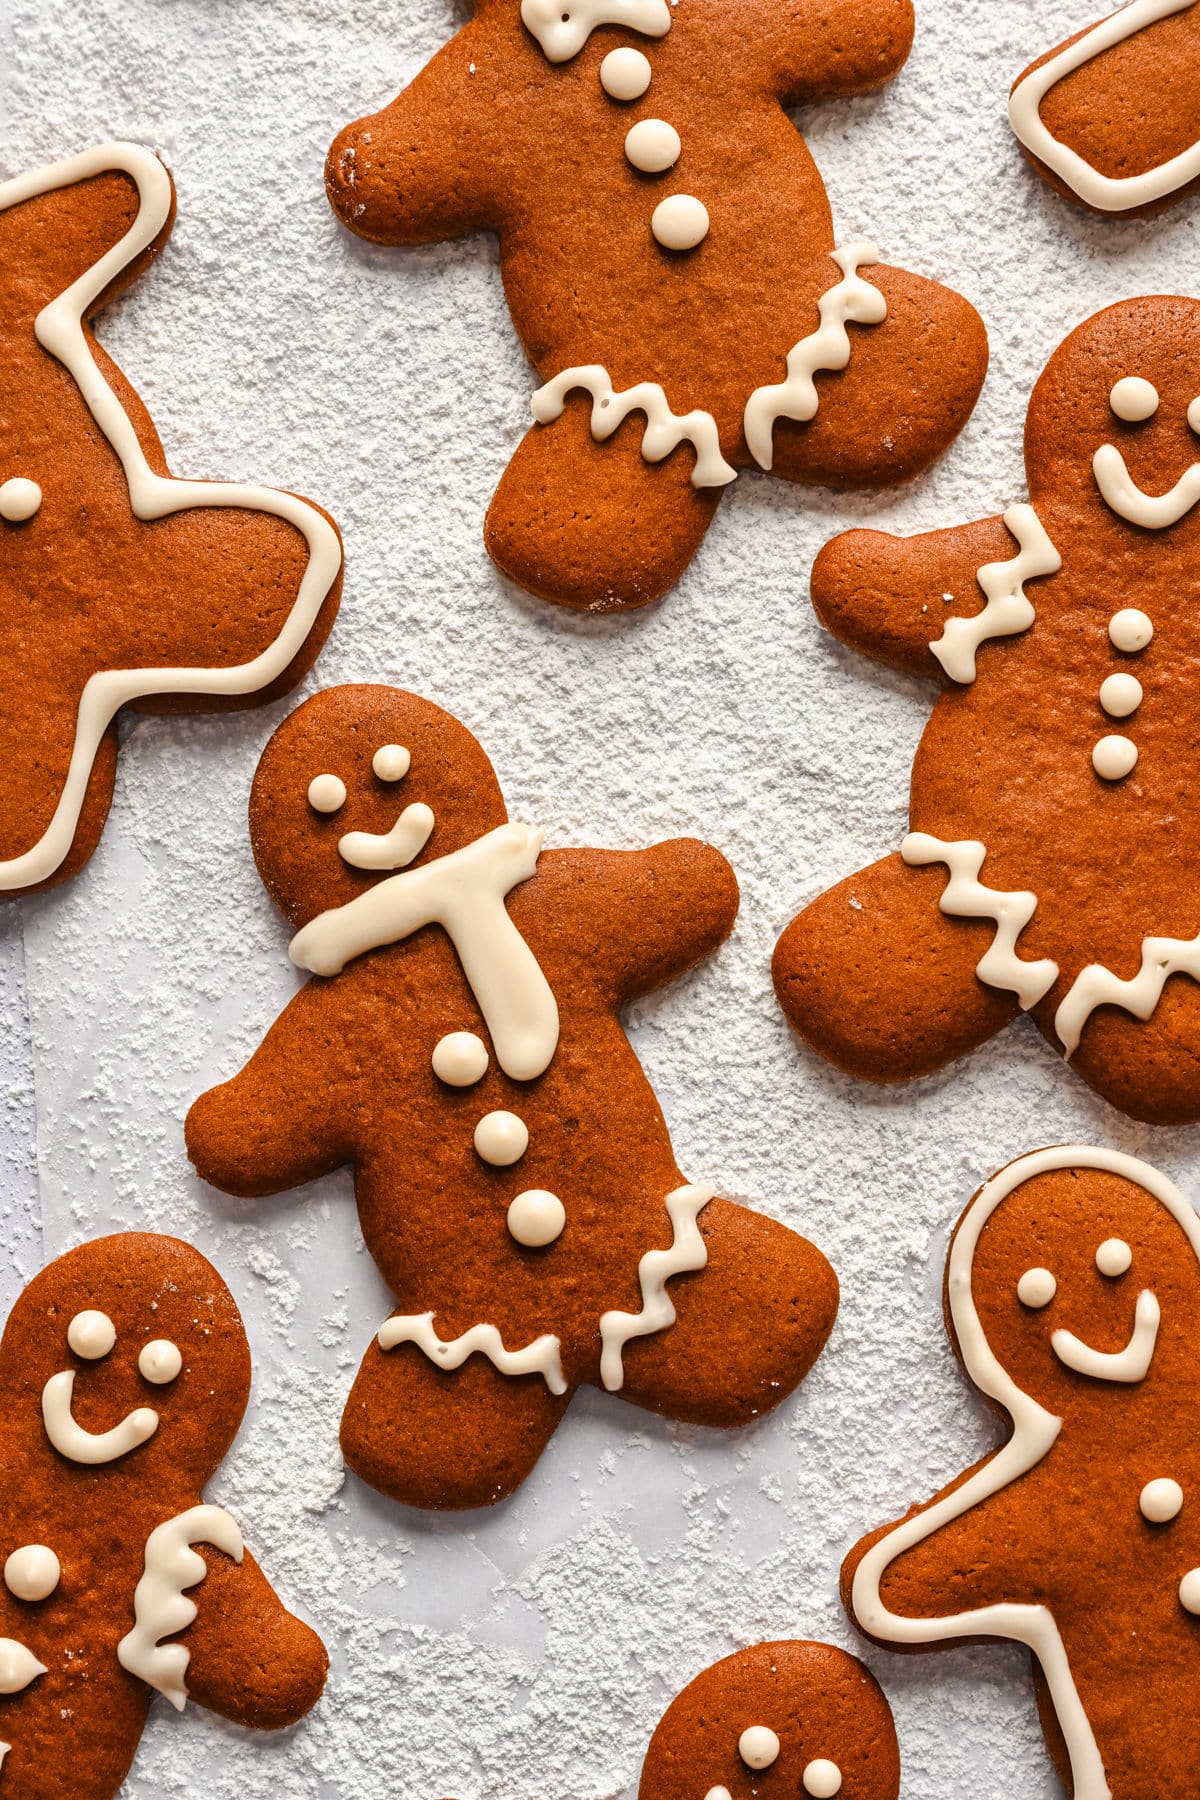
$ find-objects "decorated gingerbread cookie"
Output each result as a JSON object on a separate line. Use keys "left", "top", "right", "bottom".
{"left": 0, "top": 142, "right": 342, "bottom": 897}
{"left": 1010, "top": 0, "right": 1200, "bottom": 218}
{"left": 774, "top": 296, "right": 1200, "bottom": 1124}
{"left": 0, "top": 1232, "right": 326, "bottom": 1796}
{"left": 325, "top": 0, "right": 987, "bottom": 612}
{"left": 186, "top": 684, "right": 838, "bottom": 1509}
{"left": 844, "top": 1145, "right": 1200, "bottom": 1800}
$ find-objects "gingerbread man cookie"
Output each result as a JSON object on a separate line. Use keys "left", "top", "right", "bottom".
{"left": 186, "top": 684, "right": 838, "bottom": 1510}
{"left": 0, "top": 1232, "right": 327, "bottom": 1797}
{"left": 0, "top": 143, "right": 342, "bottom": 896}
{"left": 844, "top": 1146, "right": 1200, "bottom": 1800}
{"left": 325, "top": 0, "right": 987, "bottom": 612}
{"left": 1010, "top": 1, "right": 1200, "bottom": 218}
{"left": 774, "top": 296, "right": 1200, "bottom": 1124}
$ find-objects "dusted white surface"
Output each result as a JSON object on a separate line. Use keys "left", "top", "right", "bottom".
{"left": 2, "top": 0, "right": 1199, "bottom": 1794}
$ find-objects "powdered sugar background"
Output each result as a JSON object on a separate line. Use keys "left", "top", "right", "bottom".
{"left": 2, "top": 0, "right": 1199, "bottom": 1793}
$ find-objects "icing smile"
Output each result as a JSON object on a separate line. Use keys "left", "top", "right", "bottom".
{"left": 41, "top": 1369, "right": 159, "bottom": 1465}
{"left": 1051, "top": 1289, "right": 1161, "bottom": 1383}
{"left": 1094, "top": 381, "right": 1200, "bottom": 529}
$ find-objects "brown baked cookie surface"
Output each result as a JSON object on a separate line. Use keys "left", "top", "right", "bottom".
{"left": 774, "top": 296, "right": 1200, "bottom": 1125}
{"left": 0, "top": 1233, "right": 327, "bottom": 1797}
{"left": 0, "top": 143, "right": 342, "bottom": 899}
{"left": 1010, "top": 1, "right": 1200, "bottom": 218}
{"left": 843, "top": 1146, "right": 1200, "bottom": 1800}
{"left": 325, "top": 0, "right": 986, "bottom": 613}
{"left": 186, "top": 684, "right": 838, "bottom": 1510}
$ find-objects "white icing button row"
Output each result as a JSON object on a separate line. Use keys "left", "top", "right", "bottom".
{"left": 474, "top": 1110, "right": 529, "bottom": 1167}
{"left": 600, "top": 46, "right": 651, "bottom": 99}
{"left": 597, "top": 43, "right": 707, "bottom": 246}
{"left": 1093, "top": 734, "right": 1138, "bottom": 781}
{"left": 4, "top": 1545, "right": 60, "bottom": 1603}
{"left": 1141, "top": 1478, "right": 1184, "bottom": 1523}
{"left": 1109, "top": 608, "right": 1153, "bottom": 654}
{"left": 1099, "top": 673, "right": 1142, "bottom": 719}
{"left": 0, "top": 477, "right": 42, "bottom": 522}
{"left": 432, "top": 1037, "right": 563, "bottom": 1242}
{"left": 626, "top": 117, "right": 680, "bottom": 173}
{"left": 652, "top": 193, "right": 708, "bottom": 250}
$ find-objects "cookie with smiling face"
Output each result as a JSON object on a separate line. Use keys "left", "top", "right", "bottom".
{"left": 774, "top": 296, "right": 1200, "bottom": 1124}
{"left": 324, "top": 0, "right": 987, "bottom": 612}
{"left": 185, "top": 683, "right": 838, "bottom": 1510}
{"left": 0, "top": 1233, "right": 326, "bottom": 1798}
{"left": 843, "top": 1146, "right": 1200, "bottom": 1800}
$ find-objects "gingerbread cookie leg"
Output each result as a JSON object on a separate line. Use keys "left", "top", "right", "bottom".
{"left": 773, "top": 853, "right": 1021, "bottom": 1081}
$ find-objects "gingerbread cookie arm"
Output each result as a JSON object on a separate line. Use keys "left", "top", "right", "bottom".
{"left": 182, "top": 1546, "right": 328, "bottom": 1730}
{"left": 760, "top": 0, "right": 914, "bottom": 105}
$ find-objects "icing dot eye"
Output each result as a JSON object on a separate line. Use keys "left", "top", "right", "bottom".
{"left": 1180, "top": 1567, "right": 1200, "bottom": 1613}
{"left": 1096, "top": 1238, "right": 1132, "bottom": 1277}
{"left": 1141, "top": 1477, "right": 1184, "bottom": 1522}
{"left": 652, "top": 193, "right": 709, "bottom": 251}
{"left": 599, "top": 46, "right": 652, "bottom": 100}
{"left": 372, "top": 744, "right": 411, "bottom": 782}
{"left": 1017, "top": 1267, "right": 1056, "bottom": 1308}
{"left": 431, "top": 1031, "right": 489, "bottom": 1086}
{"left": 507, "top": 1189, "right": 566, "bottom": 1247}
{"left": 307, "top": 773, "right": 347, "bottom": 814}
{"left": 4, "top": 1545, "right": 60, "bottom": 1603}
{"left": 1189, "top": 396, "right": 1200, "bottom": 435}
{"left": 138, "top": 1339, "right": 182, "bottom": 1384}
{"left": 1109, "top": 608, "right": 1153, "bottom": 653}
{"left": 67, "top": 1310, "right": 116, "bottom": 1359}
{"left": 738, "top": 1725, "right": 780, "bottom": 1770}
{"left": 625, "top": 118, "right": 681, "bottom": 173}
{"left": 1109, "top": 377, "right": 1159, "bottom": 422}
{"left": 803, "top": 1761, "right": 844, "bottom": 1798}
{"left": 474, "top": 1110, "right": 530, "bottom": 1167}
{"left": 0, "top": 477, "right": 42, "bottom": 522}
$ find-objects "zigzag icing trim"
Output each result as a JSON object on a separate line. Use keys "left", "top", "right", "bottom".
{"left": 902, "top": 833, "right": 1059, "bottom": 1010}
{"left": 117, "top": 1504, "right": 244, "bottom": 1711}
{"left": 1055, "top": 932, "right": 1200, "bottom": 1056}
{"left": 930, "top": 504, "right": 1061, "bottom": 682}
{"left": 378, "top": 1310, "right": 568, "bottom": 1395}
{"left": 531, "top": 366, "right": 737, "bottom": 489}
{"left": 520, "top": 0, "right": 671, "bottom": 62}
{"left": 599, "top": 1183, "right": 713, "bottom": 1392}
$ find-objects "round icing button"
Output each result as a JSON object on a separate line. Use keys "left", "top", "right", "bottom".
{"left": 652, "top": 194, "right": 709, "bottom": 250}
{"left": 1109, "top": 608, "right": 1153, "bottom": 653}
{"left": 600, "top": 46, "right": 652, "bottom": 100}
{"left": 307, "top": 773, "right": 346, "bottom": 813}
{"left": 1180, "top": 1568, "right": 1200, "bottom": 1613}
{"left": 738, "top": 1726, "right": 780, "bottom": 1770}
{"left": 0, "top": 477, "right": 42, "bottom": 522}
{"left": 0, "top": 1639, "right": 45, "bottom": 1694}
{"left": 372, "top": 743, "right": 411, "bottom": 782}
{"left": 1093, "top": 734, "right": 1138, "bottom": 781}
{"left": 431, "top": 1032, "right": 489, "bottom": 1087}
{"left": 803, "top": 1761, "right": 844, "bottom": 1799}
{"left": 67, "top": 1310, "right": 116, "bottom": 1359}
{"left": 1141, "top": 1478, "right": 1184, "bottom": 1523}
{"left": 4, "top": 1545, "right": 60, "bottom": 1603}
{"left": 625, "top": 118, "right": 681, "bottom": 173}
{"left": 1099, "top": 673, "right": 1143, "bottom": 718}
{"left": 507, "top": 1189, "right": 566, "bottom": 1247}
{"left": 474, "top": 1110, "right": 529, "bottom": 1167}
{"left": 1096, "top": 1237, "right": 1132, "bottom": 1277}
{"left": 1109, "top": 376, "right": 1159, "bottom": 422}
{"left": 1189, "top": 395, "right": 1200, "bottom": 435}
{"left": 138, "top": 1339, "right": 182, "bottom": 1384}
{"left": 1017, "top": 1267, "right": 1056, "bottom": 1308}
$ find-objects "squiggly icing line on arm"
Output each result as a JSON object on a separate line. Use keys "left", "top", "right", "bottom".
{"left": 599, "top": 1183, "right": 713, "bottom": 1392}
{"left": 743, "top": 245, "right": 888, "bottom": 472}
{"left": 0, "top": 143, "right": 343, "bottom": 891}
{"left": 930, "top": 505, "right": 1061, "bottom": 682}
{"left": 531, "top": 367, "right": 737, "bottom": 490}
{"left": 901, "top": 834, "right": 1059, "bottom": 1010}
{"left": 520, "top": 0, "right": 671, "bottom": 62}
{"left": 117, "top": 1504, "right": 243, "bottom": 1709}
{"left": 1055, "top": 932, "right": 1200, "bottom": 1055}
{"left": 41, "top": 1369, "right": 158, "bottom": 1464}
{"left": 1009, "top": 0, "right": 1200, "bottom": 213}
{"left": 377, "top": 1311, "right": 568, "bottom": 1395}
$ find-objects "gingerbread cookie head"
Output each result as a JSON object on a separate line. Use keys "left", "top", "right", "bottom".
{"left": 640, "top": 1641, "right": 900, "bottom": 1800}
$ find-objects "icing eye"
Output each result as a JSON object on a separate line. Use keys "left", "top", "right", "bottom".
{"left": 1189, "top": 397, "right": 1200, "bottom": 435}
{"left": 308, "top": 773, "right": 347, "bottom": 814}
{"left": 803, "top": 1761, "right": 844, "bottom": 1798}
{"left": 1096, "top": 1238, "right": 1132, "bottom": 1278}
{"left": 4, "top": 1545, "right": 60, "bottom": 1602}
{"left": 0, "top": 477, "right": 42, "bottom": 522}
{"left": 67, "top": 1310, "right": 116, "bottom": 1359}
{"left": 1109, "top": 377, "right": 1159, "bottom": 422}
{"left": 738, "top": 1725, "right": 780, "bottom": 1770}
{"left": 1017, "top": 1267, "right": 1056, "bottom": 1309}
{"left": 372, "top": 743, "right": 411, "bottom": 782}
{"left": 1180, "top": 1568, "right": 1200, "bottom": 1613}
{"left": 138, "top": 1339, "right": 182, "bottom": 1384}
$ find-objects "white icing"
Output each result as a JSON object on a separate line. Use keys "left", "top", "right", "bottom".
{"left": 1099, "top": 673, "right": 1142, "bottom": 718}
{"left": 1009, "top": 0, "right": 1200, "bottom": 212}
{"left": 67, "top": 1308, "right": 115, "bottom": 1359}
{"left": 1018, "top": 1266, "right": 1056, "bottom": 1308}
{"left": 1092, "top": 733, "right": 1138, "bottom": 781}
{"left": 738, "top": 1724, "right": 780, "bottom": 1769}
{"left": 1109, "top": 608, "right": 1154, "bottom": 652}
{"left": 703, "top": 1791, "right": 732, "bottom": 1800}
{"left": 138, "top": 1339, "right": 182, "bottom": 1384}
{"left": 851, "top": 1145, "right": 1200, "bottom": 1800}
{"left": 599, "top": 46, "right": 652, "bottom": 99}
{"left": 372, "top": 744, "right": 410, "bottom": 782}
{"left": 1180, "top": 1568, "right": 1200, "bottom": 1612}
{"left": 743, "top": 245, "right": 888, "bottom": 472}
{"left": 0, "top": 477, "right": 42, "bottom": 521}
{"left": 1094, "top": 440, "right": 1200, "bottom": 528}
{"left": 1110, "top": 377, "right": 1159, "bottom": 422}
{"left": 41, "top": 1369, "right": 158, "bottom": 1464}
{"left": 900, "top": 833, "right": 1059, "bottom": 1010}
{"left": 651, "top": 193, "right": 709, "bottom": 250}
{"left": 0, "top": 144, "right": 342, "bottom": 892}
{"left": 307, "top": 773, "right": 346, "bottom": 814}
{"left": 0, "top": 1639, "right": 47, "bottom": 1695}
{"left": 1190, "top": 395, "right": 1200, "bottom": 433}
{"left": 532, "top": 365, "right": 737, "bottom": 490}
{"left": 1051, "top": 1289, "right": 1160, "bottom": 1382}
{"left": 625, "top": 118, "right": 680, "bottom": 173}
{"left": 929, "top": 504, "right": 1061, "bottom": 683}
{"left": 431, "top": 1031, "right": 489, "bottom": 1086}
{"left": 1055, "top": 934, "right": 1200, "bottom": 1056}
{"left": 377, "top": 1310, "right": 568, "bottom": 1396}
{"left": 507, "top": 1188, "right": 566, "bottom": 1247}
{"left": 1096, "top": 1238, "right": 1132, "bottom": 1277}
{"left": 598, "top": 1184, "right": 713, "bottom": 1392}
{"left": 116, "top": 1505, "right": 244, "bottom": 1710}
{"left": 339, "top": 802, "right": 434, "bottom": 871}
{"left": 3, "top": 1545, "right": 60, "bottom": 1603}
{"left": 803, "top": 1762, "right": 843, "bottom": 1799}
{"left": 520, "top": 0, "right": 670, "bottom": 62}
{"left": 474, "top": 1110, "right": 529, "bottom": 1166}
{"left": 289, "top": 823, "right": 560, "bottom": 1082}
{"left": 1140, "top": 1476, "right": 1183, "bottom": 1522}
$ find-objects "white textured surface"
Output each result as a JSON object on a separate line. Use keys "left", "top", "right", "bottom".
{"left": 3, "top": 1, "right": 1200, "bottom": 1795}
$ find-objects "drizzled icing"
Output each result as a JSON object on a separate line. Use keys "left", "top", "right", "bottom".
{"left": 520, "top": 0, "right": 671, "bottom": 62}
{"left": 0, "top": 144, "right": 343, "bottom": 892}
{"left": 1051, "top": 1290, "right": 1160, "bottom": 1381}
{"left": 599, "top": 1184, "right": 713, "bottom": 1392}
{"left": 901, "top": 833, "right": 1059, "bottom": 1010}
{"left": 377, "top": 1310, "right": 568, "bottom": 1395}
{"left": 0, "top": 1639, "right": 46, "bottom": 1694}
{"left": 929, "top": 504, "right": 1061, "bottom": 682}
{"left": 531, "top": 366, "right": 737, "bottom": 490}
{"left": 116, "top": 1505, "right": 244, "bottom": 1710}
{"left": 289, "top": 822, "right": 559, "bottom": 1082}
{"left": 1009, "top": 0, "right": 1200, "bottom": 213}
{"left": 338, "top": 802, "right": 434, "bottom": 871}
{"left": 743, "top": 245, "right": 888, "bottom": 472}
{"left": 1094, "top": 440, "right": 1200, "bottom": 528}
{"left": 41, "top": 1369, "right": 158, "bottom": 1464}
{"left": 1055, "top": 933, "right": 1200, "bottom": 1056}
